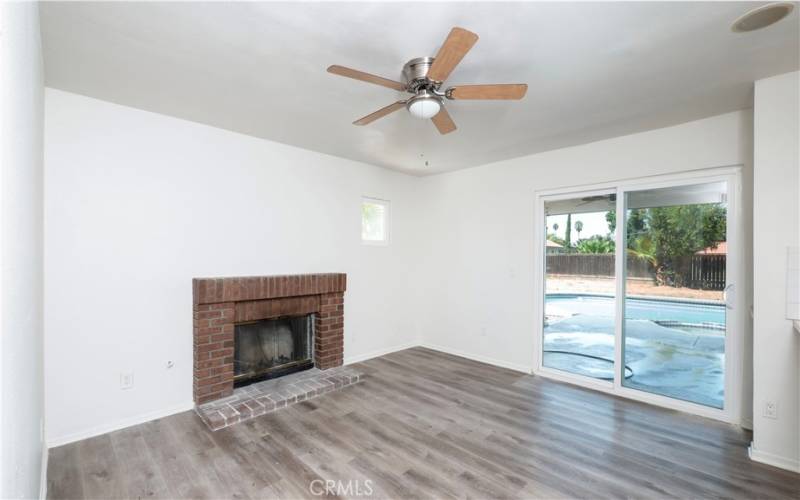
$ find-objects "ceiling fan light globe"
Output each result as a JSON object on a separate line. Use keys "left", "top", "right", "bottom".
{"left": 407, "top": 98, "right": 441, "bottom": 119}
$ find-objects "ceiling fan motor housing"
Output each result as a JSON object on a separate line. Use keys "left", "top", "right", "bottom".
{"left": 403, "top": 57, "right": 438, "bottom": 92}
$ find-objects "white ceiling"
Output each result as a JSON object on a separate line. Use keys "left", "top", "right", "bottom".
{"left": 40, "top": 2, "right": 799, "bottom": 175}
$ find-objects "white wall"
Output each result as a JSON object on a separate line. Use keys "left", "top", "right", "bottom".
{"left": 414, "top": 110, "right": 754, "bottom": 413}
{"left": 44, "top": 89, "right": 422, "bottom": 445}
{"left": 751, "top": 71, "right": 800, "bottom": 472}
{"left": 0, "top": 2, "right": 45, "bottom": 498}
{"left": 44, "top": 78, "right": 798, "bottom": 471}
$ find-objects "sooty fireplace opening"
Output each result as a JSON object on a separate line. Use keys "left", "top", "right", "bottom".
{"left": 234, "top": 314, "right": 314, "bottom": 387}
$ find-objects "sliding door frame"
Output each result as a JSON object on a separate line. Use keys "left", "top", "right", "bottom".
{"left": 533, "top": 166, "right": 743, "bottom": 424}
{"left": 533, "top": 186, "right": 618, "bottom": 393}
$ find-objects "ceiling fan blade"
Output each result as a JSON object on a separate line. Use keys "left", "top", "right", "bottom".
{"left": 431, "top": 107, "right": 457, "bottom": 135}
{"left": 426, "top": 27, "right": 479, "bottom": 83}
{"left": 353, "top": 101, "right": 407, "bottom": 126}
{"left": 327, "top": 65, "right": 406, "bottom": 91}
{"left": 448, "top": 84, "right": 528, "bottom": 100}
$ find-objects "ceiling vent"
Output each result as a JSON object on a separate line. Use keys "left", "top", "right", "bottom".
{"left": 731, "top": 2, "right": 794, "bottom": 32}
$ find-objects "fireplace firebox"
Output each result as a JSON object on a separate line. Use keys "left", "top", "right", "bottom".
{"left": 234, "top": 315, "right": 314, "bottom": 386}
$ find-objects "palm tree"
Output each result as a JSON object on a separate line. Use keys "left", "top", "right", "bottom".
{"left": 575, "top": 220, "right": 584, "bottom": 240}
{"left": 627, "top": 236, "right": 657, "bottom": 266}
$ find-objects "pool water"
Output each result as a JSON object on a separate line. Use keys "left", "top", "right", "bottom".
{"left": 544, "top": 293, "right": 725, "bottom": 408}
{"left": 546, "top": 294, "right": 725, "bottom": 325}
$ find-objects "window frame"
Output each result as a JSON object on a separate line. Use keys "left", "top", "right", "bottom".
{"left": 361, "top": 196, "right": 391, "bottom": 246}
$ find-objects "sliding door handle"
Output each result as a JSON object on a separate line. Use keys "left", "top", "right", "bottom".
{"left": 723, "top": 284, "right": 735, "bottom": 310}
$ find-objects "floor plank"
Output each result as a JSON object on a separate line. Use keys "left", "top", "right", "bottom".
{"left": 48, "top": 347, "right": 800, "bottom": 499}
{"left": 46, "top": 442, "right": 85, "bottom": 500}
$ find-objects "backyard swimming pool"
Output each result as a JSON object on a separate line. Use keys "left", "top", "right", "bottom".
{"left": 546, "top": 294, "right": 725, "bottom": 326}
{"left": 544, "top": 293, "right": 725, "bottom": 408}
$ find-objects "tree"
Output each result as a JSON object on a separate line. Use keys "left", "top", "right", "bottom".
{"left": 552, "top": 222, "right": 559, "bottom": 232}
{"left": 647, "top": 204, "right": 726, "bottom": 259}
{"left": 565, "top": 214, "right": 572, "bottom": 248}
{"left": 575, "top": 220, "right": 583, "bottom": 240}
{"left": 627, "top": 210, "right": 647, "bottom": 238}
{"left": 606, "top": 204, "right": 726, "bottom": 287}
{"left": 576, "top": 235, "right": 614, "bottom": 254}
{"left": 606, "top": 209, "right": 647, "bottom": 237}
{"left": 627, "top": 235, "right": 657, "bottom": 266}
{"left": 605, "top": 210, "right": 616, "bottom": 233}
{"left": 642, "top": 204, "right": 726, "bottom": 286}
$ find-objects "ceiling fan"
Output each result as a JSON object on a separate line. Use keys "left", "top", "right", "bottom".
{"left": 578, "top": 194, "right": 617, "bottom": 206}
{"left": 327, "top": 27, "right": 528, "bottom": 135}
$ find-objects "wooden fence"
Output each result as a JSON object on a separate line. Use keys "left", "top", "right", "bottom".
{"left": 678, "top": 254, "right": 727, "bottom": 290}
{"left": 546, "top": 253, "right": 727, "bottom": 290}
{"left": 546, "top": 254, "right": 653, "bottom": 278}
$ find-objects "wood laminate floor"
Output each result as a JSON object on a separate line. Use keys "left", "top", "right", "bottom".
{"left": 47, "top": 347, "right": 799, "bottom": 499}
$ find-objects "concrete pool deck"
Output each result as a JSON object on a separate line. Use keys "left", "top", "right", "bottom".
{"left": 547, "top": 275, "right": 724, "bottom": 301}
{"left": 543, "top": 300, "right": 725, "bottom": 409}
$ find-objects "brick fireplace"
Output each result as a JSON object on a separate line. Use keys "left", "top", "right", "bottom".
{"left": 192, "top": 274, "right": 346, "bottom": 404}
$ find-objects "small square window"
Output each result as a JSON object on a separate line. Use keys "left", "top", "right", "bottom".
{"left": 361, "top": 197, "right": 390, "bottom": 245}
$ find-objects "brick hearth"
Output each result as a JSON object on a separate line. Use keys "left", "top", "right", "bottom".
{"left": 192, "top": 274, "right": 346, "bottom": 404}
{"left": 196, "top": 365, "right": 362, "bottom": 431}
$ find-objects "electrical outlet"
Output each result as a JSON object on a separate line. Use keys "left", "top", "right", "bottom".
{"left": 764, "top": 401, "right": 778, "bottom": 419}
{"left": 120, "top": 372, "right": 134, "bottom": 390}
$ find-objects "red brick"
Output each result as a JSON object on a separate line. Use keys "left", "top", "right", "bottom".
{"left": 197, "top": 374, "right": 224, "bottom": 386}
{"left": 197, "top": 342, "right": 223, "bottom": 354}
{"left": 197, "top": 326, "right": 222, "bottom": 335}
{"left": 196, "top": 310, "right": 221, "bottom": 320}
{"left": 196, "top": 357, "right": 225, "bottom": 369}
{"left": 212, "top": 364, "right": 234, "bottom": 376}
{"left": 209, "top": 317, "right": 228, "bottom": 327}
{"left": 210, "top": 347, "right": 234, "bottom": 358}
{"left": 210, "top": 333, "right": 231, "bottom": 343}
{"left": 316, "top": 338, "right": 343, "bottom": 348}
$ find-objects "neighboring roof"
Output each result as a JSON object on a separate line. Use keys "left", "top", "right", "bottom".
{"left": 696, "top": 241, "right": 727, "bottom": 255}
{"left": 546, "top": 240, "right": 563, "bottom": 248}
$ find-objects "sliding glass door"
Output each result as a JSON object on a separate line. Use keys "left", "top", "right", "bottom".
{"left": 537, "top": 171, "right": 738, "bottom": 420}
{"left": 543, "top": 193, "right": 618, "bottom": 381}
{"left": 621, "top": 182, "right": 728, "bottom": 408}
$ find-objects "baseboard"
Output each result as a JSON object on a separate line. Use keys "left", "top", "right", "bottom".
{"left": 344, "top": 342, "right": 419, "bottom": 365}
{"left": 420, "top": 343, "right": 533, "bottom": 374}
{"left": 46, "top": 401, "right": 195, "bottom": 448}
{"left": 346, "top": 341, "right": 534, "bottom": 374}
{"left": 39, "top": 441, "right": 48, "bottom": 500}
{"left": 46, "top": 344, "right": 415, "bottom": 448}
{"left": 749, "top": 442, "right": 800, "bottom": 472}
